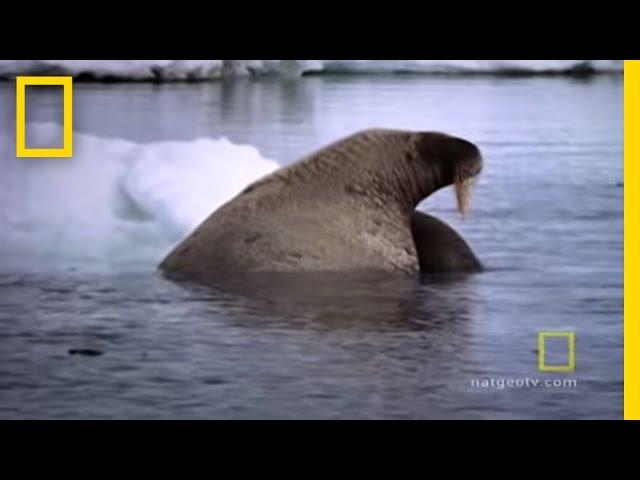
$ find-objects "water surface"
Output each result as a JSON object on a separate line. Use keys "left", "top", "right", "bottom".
{"left": 0, "top": 75, "right": 623, "bottom": 419}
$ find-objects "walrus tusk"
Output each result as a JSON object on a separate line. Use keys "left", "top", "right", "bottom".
{"left": 455, "top": 176, "right": 476, "bottom": 219}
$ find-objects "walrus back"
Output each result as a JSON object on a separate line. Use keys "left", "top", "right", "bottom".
{"left": 160, "top": 191, "right": 416, "bottom": 281}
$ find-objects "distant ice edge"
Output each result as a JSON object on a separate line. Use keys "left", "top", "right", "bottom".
{"left": 0, "top": 60, "right": 623, "bottom": 81}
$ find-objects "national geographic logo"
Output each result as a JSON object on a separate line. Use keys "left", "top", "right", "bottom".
{"left": 469, "top": 331, "right": 577, "bottom": 390}
{"left": 16, "top": 76, "right": 73, "bottom": 158}
{"left": 538, "top": 331, "right": 575, "bottom": 373}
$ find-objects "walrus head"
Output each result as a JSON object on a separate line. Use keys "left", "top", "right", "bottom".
{"left": 414, "top": 132, "right": 483, "bottom": 218}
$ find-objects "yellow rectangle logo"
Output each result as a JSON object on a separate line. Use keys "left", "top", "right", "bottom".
{"left": 538, "top": 331, "right": 575, "bottom": 373}
{"left": 16, "top": 76, "right": 73, "bottom": 158}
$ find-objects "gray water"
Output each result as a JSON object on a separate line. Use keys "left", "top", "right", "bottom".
{"left": 0, "top": 75, "right": 623, "bottom": 419}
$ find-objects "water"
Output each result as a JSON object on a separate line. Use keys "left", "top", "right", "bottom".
{"left": 0, "top": 75, "right": 623, "bottom": 419}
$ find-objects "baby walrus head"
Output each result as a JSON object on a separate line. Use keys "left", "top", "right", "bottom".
{"left": 412, "top": 131, "right": 483, "bottom": 218}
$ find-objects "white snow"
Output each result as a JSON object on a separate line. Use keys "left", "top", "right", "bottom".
{"left": 0, "top": 123, "right": 278, "bottom": 269}
{"left": 320, "top": 60, "right": 623, "bottom": 73}
{"left": 0, "top": 60, "right": 622, "bottom": 81}
{"left": 0, "top": 60, "right": 226, "bottom": 80}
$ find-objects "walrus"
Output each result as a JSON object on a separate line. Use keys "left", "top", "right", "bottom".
{"left": 159, "top": 128, "right": 483, "bottom": 282}
{"left": 410, "top": 211, "right": 482, "bottom": 273}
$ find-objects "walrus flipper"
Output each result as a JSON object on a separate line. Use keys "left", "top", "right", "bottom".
{"left": 410, "top": 211, "right": 482, "bottom": 273}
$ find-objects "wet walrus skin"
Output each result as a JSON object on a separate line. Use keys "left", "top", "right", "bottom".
{"left": 410, "top": 211, "right": 482, "bottom": 273}
{"left": 159, "top": 129, "right": 483, "bottom": 282}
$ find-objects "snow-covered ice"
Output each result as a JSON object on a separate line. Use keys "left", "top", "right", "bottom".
{"left": 0, "top": 60, "right": 622, "bottom": 81}
{"left": 0, "top": 123, "right": 278, "bottom": 268}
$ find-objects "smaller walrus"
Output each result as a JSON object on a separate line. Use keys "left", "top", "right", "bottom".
{"left": 159, "top": 129, "right": 483, "bottom": 282}
{"left": 411, "top": 211, "right": 482, "bottom": 273}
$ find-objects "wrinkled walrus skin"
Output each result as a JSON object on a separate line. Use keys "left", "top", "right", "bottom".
{"left": 159, "top": 129, "right": 483, "bottom": 282}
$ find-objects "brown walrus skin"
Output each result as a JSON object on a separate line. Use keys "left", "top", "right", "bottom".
{"left": 159, "top": 129, "right": 483, "bottom": 282}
